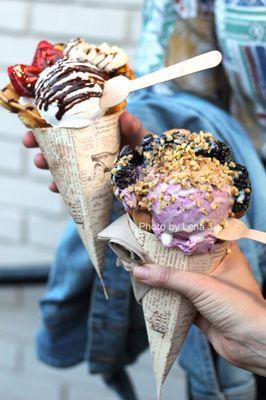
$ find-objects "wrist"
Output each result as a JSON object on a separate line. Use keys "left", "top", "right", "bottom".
{"left": 243, "top": 298, "right": 266, "bottom": 376}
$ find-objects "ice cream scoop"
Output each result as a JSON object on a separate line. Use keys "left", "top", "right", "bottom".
{"left": 112, "top": 129, "right": 251, "bottom": 254}
{"left": 146, "top": 182, "right": 232, "bottom": 254}
{"left": 35, "top": 58, "right": 108, "bottom": 128}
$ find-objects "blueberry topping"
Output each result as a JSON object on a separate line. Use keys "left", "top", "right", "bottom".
{"left": 231, "top": 163, "right": 251, "bottom": 215}
{"left": 141, "top": 133, "right": 154, "bottom": 147}
{"left": 112, "top": 146, "right": 143, "bottom": 190}
{"left": 195, "top": 139, "right": 232, "bottom": 164}
{"left": 117, "top": 145, "right": 143, "bottom": 166}
{"left": 111, "top": 164, "right": 138, "bottom": 190}
{"left": 141, "top": 134, "right": 159, "bottom": 154}
{"left": 118, "top": 145, "right": 133, "bottom": 158}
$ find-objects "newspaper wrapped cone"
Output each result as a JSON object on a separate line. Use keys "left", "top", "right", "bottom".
{"left": 33, "top": 112, "right": 122, "bottom": 291}
{"left": 98, "top": 214, "right": 229, "bottom": 398}
{"left": 0, "top": 81, "right": 127, "bottom": 295}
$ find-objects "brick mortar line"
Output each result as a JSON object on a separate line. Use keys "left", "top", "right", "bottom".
{"left": 27, "top": 240, "right": 59, "bottom": 252}
{"left": 0, "top": 200, "right": 67, "bottom": 219}
{"left": 15, "top": 345, "right": 25, "bottom": 374}
{"left": 0, "top": 0, "right": 143, "bottom": 12}
{"left": 0, "top": 168, "right": 25, "bottom": 179}
{"left": 0, "top": 370, "right": 67, "bottom": 397}
{"left": 0, "top": 330, "right": 36, "bottom": 345}
{"left": 0, "top": 234, "right": 57, "bottom": 251}
{"left": 24, "top": 0, "right": 33, "bottom": 36}
{"left": 0, "top": 30, "right": 136, "bottom": 47}
{"left": 29, "top": 30, "right": 137, "bottom": 45}
{"left": 59, "top": 384, "right": 69, "bottom": 400}
{"left": 76, "top": 0, "right": 142, "bottom": 11}
{"left": 20, "top": 211, "right": 29, "bottom": 246}
{"left": 27, "top": 174, "right": 54, "bottom": 184}
{"left": 0, "top": 28, "right": 31, "bottom": 38}
{"left": 0, "top": 236, "right": 22, "bottom": 245}
{"left": 0, "top": 133, "right": 24, "bottom": 144}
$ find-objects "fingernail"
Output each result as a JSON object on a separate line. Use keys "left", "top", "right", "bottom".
{"left": 133, "top": 266, "right": 150, "bottom": 280}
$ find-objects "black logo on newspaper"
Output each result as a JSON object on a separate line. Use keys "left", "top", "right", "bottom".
{"left": 88, "top": 149, "right": 119, "bottom": 182}
{"left": 148, "top": 311, "right": 170, "bottom": 337}
{"left": 69, "top": 201, "right": 84, "bottom": 228}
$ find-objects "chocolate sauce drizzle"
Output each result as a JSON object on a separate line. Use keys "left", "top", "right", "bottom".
{"left": 35, "top": 59, "right": 106, "bottom": 121}
{"left": 64, "top": 38, "right": 83, "bottom": 58}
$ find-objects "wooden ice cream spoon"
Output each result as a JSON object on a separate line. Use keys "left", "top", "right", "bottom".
{"left": 100, "top": 50, "right": 222, "bottom": 108}
{"left": 215, "top": 218, "right": 266, "bottom": 244}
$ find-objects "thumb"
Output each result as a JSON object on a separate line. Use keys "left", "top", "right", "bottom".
{"left": 133, "top": 263, "right": 221, "bottom": 300}
{"left": 119, "top": 111, "right": 149, "bottom": 146}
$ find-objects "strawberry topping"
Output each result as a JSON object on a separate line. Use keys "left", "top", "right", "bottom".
{"left": 7, "top": 40, "right": 63, "bottom": 97}
{"left": 8, "top": 65, "right": 42, "bottom": 97}
{"left": 32, "top": 40, "right": 63, "bottom": 69}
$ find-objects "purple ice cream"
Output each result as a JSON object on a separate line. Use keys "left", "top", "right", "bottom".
{"left": 111, "top": 129, "right": 251, "bottom": 255}
{"left": 148, "top": 182, "right": 231, "bottom": 254}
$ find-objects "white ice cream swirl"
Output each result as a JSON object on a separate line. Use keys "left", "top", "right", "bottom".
{"left": 64, "top": 38, "right": 128, "bottom": 73}
{"left": 35, "top": 58, "right": 107, "bottom": 128}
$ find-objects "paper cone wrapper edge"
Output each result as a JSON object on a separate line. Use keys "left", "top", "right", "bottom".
{"left": 33, "top": 112, "right": 122, "bottom": 279}
{"left": 128, "top": 215, "right": 229, "bottom": 396}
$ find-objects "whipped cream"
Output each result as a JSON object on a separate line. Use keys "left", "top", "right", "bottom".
{"left": 64, "top": 38, "right": 128, "bottom": 73}
{"left": 19, "top": 96, "right": 36, "bottom": 108}
{"left": 35, "top": 58, "right": 107, "bottom": 128}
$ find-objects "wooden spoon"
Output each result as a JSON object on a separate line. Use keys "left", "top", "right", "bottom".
{"left": 215, "top": 218, "right": 266, "bottom": 244}
{"left": 100, "top": 50, "right": 222, "bottom": 108}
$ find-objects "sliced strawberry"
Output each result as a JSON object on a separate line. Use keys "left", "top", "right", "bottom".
{"left": 8, "top": 64, "right": 42, "bottom": 97}
{"left": 32, "top": 40, "right": 63, "bottom": 69}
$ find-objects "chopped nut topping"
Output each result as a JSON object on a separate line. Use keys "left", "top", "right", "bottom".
{"left": 211, "top": 202, "right": 218, "bottom": 210}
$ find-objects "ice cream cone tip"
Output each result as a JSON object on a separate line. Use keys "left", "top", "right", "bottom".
{"left": 157, "top": 386, "right": 162, "bottom": 400}
{"left": 100, "top": 277, "right": 109, "bottom": 300}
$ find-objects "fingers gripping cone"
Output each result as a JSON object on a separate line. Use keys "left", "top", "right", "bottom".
{"left": 33, "top": 112, "right": 121, "bottom": 288}
{"left": 128, "top": 216, "right": 228, "bottom": 398}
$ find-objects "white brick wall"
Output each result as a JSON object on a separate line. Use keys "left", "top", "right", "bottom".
{"left": 0, "top": 1, "right": 29, "bottom": 32}
{"left": 32, "top": 4, "right": 128, "bottom": 41}
{"left": 0, "top": 0, "right": 143, "bottom": 267}
{"left": 0, "top": 285, "right": 188, "bottom": 400}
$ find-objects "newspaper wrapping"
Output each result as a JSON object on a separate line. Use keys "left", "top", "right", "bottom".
{"left": 33, "top": 112, "right": 122, "bottom": 290}
{"left": 98, "top": 214, "right": 229, "bottom": 397}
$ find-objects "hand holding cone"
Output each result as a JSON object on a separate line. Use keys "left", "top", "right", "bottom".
{"left": 98, "top": 214, "right": 229, "bottom": 398}
{"left": 129, "top": 214, "right": 228, "bottom": 398}
{"left": 109, "top": 129, "right": 252, "bottom": 396}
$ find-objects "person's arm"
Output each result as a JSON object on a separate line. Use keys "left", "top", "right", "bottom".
{"left": 133, "top": 243, "right": 266, "bottom": 376}
{"left": 22, "top": 111, "right": 148, "bottom": 192}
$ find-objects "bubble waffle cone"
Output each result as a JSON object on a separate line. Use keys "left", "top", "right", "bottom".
{"left": 0, "top": 84, "right": 49, "bottom": 128}
{"left": 106, "top": 100, "right": 127, "bottom": 116}
{"left": 115, "top": 64, "right": 135, "bottom": 80}
{"left": 129, "top": 215, "right": 228, "bottom": 398}
{"left": 130, "top": 210, "right": 152, "bottom": 232}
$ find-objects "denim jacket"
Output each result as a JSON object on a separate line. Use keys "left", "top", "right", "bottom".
{"left": 36, "top": 90, "right": 266, "bottom": 400}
